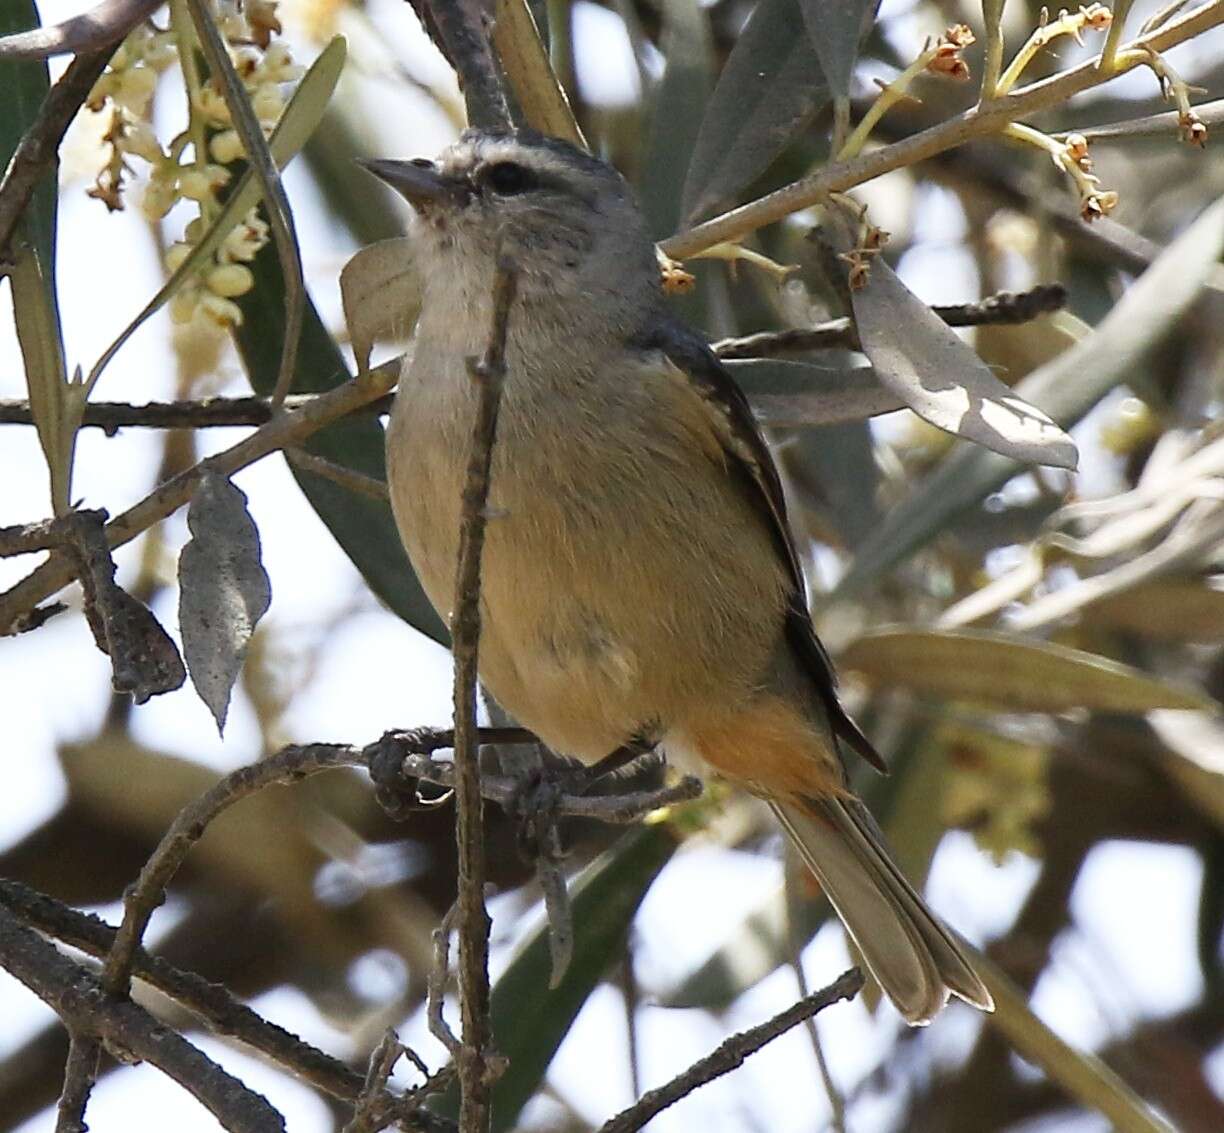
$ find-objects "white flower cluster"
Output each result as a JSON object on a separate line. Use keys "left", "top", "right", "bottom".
{"left": 86, "top": 0, "right": 303, "bottom": 328}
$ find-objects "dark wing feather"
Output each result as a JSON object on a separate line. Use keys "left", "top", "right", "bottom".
{"left": 640, "top": 318, "right": 888, "bottom": 776}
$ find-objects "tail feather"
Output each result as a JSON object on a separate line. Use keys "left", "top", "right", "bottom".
{"left": 772, "top": 797, "right": 993, "bottom": 1026}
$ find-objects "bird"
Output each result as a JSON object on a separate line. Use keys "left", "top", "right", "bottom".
{"left": 362, "top": 127, "right": 993, "bottom": 1025}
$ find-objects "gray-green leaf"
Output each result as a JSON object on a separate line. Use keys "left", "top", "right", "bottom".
{"left": 681, "top": 0, "right": 829, "bottom": 224}
{"left": 834, "top": 193, "right": 1224, "bottom": 601}
{"left": 842, "top": 627, "right": 1213, "bottom": 713}
{"left": 729, "top": 359, "right": 900, "bottom": 424}
{"left": 799, "top": 0, "right": 879, "bottom": 98}
{"left": 851, "top": 255, "right": 1078, "bottom": 469}
{"left": 179, "top": 472, "right": 273, "bottom": 734}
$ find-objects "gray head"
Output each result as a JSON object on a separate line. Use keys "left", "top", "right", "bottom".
{"left": 363, "top": 129, "right": 661, "bottom": 334}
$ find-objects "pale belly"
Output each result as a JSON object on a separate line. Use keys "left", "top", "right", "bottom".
{"left": 385, "top": 358, "right": 791, "bottom": 763}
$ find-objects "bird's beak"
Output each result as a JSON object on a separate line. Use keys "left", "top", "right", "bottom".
{"left": 359, "top": 158, "right": 459, "bottom": 208}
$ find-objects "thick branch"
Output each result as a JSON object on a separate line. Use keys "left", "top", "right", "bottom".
{"left": 597, "top": 968, "right": 865, "bottom": 1133}
{"left": 0, "top": 904, "right": 286, "bottom": 1133}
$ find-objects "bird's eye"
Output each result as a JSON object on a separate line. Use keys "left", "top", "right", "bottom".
{"left": 484, "top": 162, "right": 536, "bottom": 195}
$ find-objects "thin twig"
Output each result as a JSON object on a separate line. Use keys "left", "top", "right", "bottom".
{"left": 286, "top": 446, "right": 390, "bottom": 501}
{"left": 1060, "top": 96, "right": 1224, "bottom": 140}
{"left": 428, "top": 905, "right": 463, "bottom": 1056}
{"left": 714, "top": 283, "right": 1067, "bottom": 359}
{"left": 980, "top": 0, "right": 1006, "bottom": 101}
{"left": 55, "top": 1036, "right": 100, "bottom": 1133}
{"left": 596, "top": 969, "right": 865, "bottom": 1133}
{"left": 660, "top": 0, "right": 1224, "bottom": 260}
{"left": 450, "top": 256, "right": 518, "bottom": 1131}
{"left": 0, "top": 49, "right": 113, "bottom": 260}
{"left": 0, "top": 360, "right": 399, "bottom": 634}
{"left": 343, "top": 1030, "right": 407, "bottom": 1133}
{"left": 0, "top": 904, "right": 287, "bottom": 1133}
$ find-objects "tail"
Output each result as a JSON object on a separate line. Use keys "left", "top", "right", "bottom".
{"left": 772, "top": 796, "right": 994, "bottom": 1026}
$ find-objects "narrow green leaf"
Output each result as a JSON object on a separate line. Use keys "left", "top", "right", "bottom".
{"left": 2, "top": 0, "right": 70, "bottom": 512}
{"left": 432, "top": 826, "right": 676, "bottom": 1128}
{"left": 843, "top": 627, "right": 1213, "bottom": 713}
{"left": 730, "top": 359, "right": 897, "bottom": 425}
{"left": 798, "top": 0, "right": 879, "bottom": 99}
{"left": 0, "top": 0, "right": 55, "bottom": 259}
{"left": 834, "top": 194, "right": 1224, "bottom": 600}
{"left": 10, "top": 249, "right": 74, "bottom": 512}
{"left": 975, "top": 950, "right": 1177, "bottom": 1133}
{"left": 493, "top": 0, "right": 584, "bottom": 146}
{"left": 639, "top": 0, "right": 712, "bottom": 240}
{"left": 680, "top": 0, "right": 829, "bottom": 224}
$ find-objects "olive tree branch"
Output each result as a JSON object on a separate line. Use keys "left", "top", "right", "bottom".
{"left": 660, "top": 0, "right": 1224, "bottom": 260}
{"left": 0, "top": 904, "right": 286, "bottom": 1133}
{"left": 0, "top": 48, "right": 113, "bottom": 261}
{"left": 0, "top": 360, "right": 399, "bottom": 634}
{"left": 596, "top": 968, "right": 865, "bottom": 1133}
{"left": 8, "top": 722, "right": 685, "bottom": 1127}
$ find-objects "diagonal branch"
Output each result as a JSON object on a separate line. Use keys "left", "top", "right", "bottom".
{"left": 596, "top": 968, "right": 865, "bottom": 1133}
{"left": 0, "top": 904, "right": 286, "bottom": 1133}
{"left": 0, "top": 361, "right": 399, "bottom": 634}
{"left": 0, "top": 49, "right": 112, "bottom": 259}
{"left": 660, "top": 0, "right": 1224, "bottom": 259}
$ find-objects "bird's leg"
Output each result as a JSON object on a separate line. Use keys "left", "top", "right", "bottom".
{"left": 509, "top": 734, "right": 662, "bottom": 858}
{"left": 567, "top": 734, "right": 661, "bottom": 795}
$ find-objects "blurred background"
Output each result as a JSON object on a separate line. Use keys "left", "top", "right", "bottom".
{"left": 1, "top": 0, "right": 1223, "bottom": 1129}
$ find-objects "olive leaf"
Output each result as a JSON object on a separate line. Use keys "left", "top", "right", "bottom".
{"left": 850, "top": 255, "right": 1079, "bottom": 470}
{"left": 681, "top": 0, "right": 829, "bottom": 223}
{"left": 492, "top": 0, "right": 584, "bottom": 146}
{"left": 178, "top": 471, "right": 273, "bottom": 734}
{"left": 339, "top": 237, "right": 420, "bottom": 376}
{"left": 835, "top": 193, "right": 1224, "bottom": 601}
{"left": 728, "top": 359, "right": 901, "bottom": 425}
{"left": 842, "top": 627, "right": 1213, "bottom": 713}
{"left": 640, "top": 0, "right": 713, "bottom": 239}
{"left": 798, "top": 0, "right": 880, "bottom": 100}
